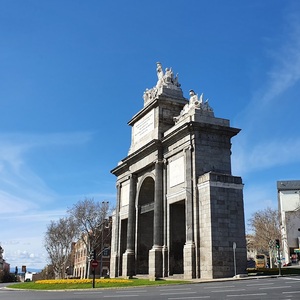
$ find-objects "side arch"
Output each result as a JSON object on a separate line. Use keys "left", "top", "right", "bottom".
{"left": 136, "top": 175, "right": 155, "bottom": 274}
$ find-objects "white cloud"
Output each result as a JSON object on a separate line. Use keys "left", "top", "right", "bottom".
{"left": 0, "top": 131, "right": 93, "bottom": 206}
{"left": 233, "top": 137, "right": 300, "bottom": 176}
{"left": 4, "top": 242, "right": 48, "bottom": 270}
{"left": 233, "top": 11, "right": 300, "bottom": 177}
{"left": 234, "top": 11, "right": 300, "bottom": 127}
{"left": 0, "top": 131, "right": 93, "bottom": 269}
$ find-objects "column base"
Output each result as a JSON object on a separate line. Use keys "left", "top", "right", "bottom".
{"left": 122, "top": 250, "right": 135, "bottom": 278}
{"left": 109, "top": 253, "right": 119, "bottom": 278}
{"left": 183, "top": 242, "right": 196, "bottom": 279}
{"left": 149, "top": 246, "right": 163, "bottom": 280}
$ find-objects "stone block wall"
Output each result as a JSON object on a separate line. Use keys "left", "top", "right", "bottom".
{"left": 199, "top": 172, "right": 247, "bottom": 278}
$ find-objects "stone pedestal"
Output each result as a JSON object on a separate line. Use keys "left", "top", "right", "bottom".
{"left": 183, "top": 241, "right": 196, "bottom": 279}
{"left": 148, "top": 246, "right": 162, "bottom": 280}
{"left": 109, "top": 253, "right": 119, "bottom": 278}
{"left": 122, "top": 250, "right": 135, "bottom": 278}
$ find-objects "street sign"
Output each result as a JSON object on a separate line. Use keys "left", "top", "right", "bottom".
{"left": 294, "top": 249, "right": 300, "bottom": 253}
{"left": 91, "top": 260, "right": 98, "bottom": 268}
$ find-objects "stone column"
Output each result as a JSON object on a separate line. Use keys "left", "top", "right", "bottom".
{"left": 122, "top": 174, "right": 136, "bottom": 278}
{"left": 183, "top": 146, "right": 196, "bottom": 279}
{"left": 149, "top": 160, "right": 163, "bottom": 280}
{"left": 162, "top": 159, "right": 168, "bottom": 277}
{"left": 110, "top": 184, "right": 121, "bottom": 278}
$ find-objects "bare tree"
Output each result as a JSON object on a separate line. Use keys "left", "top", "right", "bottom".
{"left": 44, "top": 217, "right": 77, "bottom": 279}
{"left": 248, "top": 207, "right": 280, "bottom": 267}
{"left": 67, "top": 198, "right": 110, "bottom": 278}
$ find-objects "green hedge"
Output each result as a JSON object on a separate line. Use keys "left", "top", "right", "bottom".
{"left": 247, "top": 267, "right": 300, "bottom": 276}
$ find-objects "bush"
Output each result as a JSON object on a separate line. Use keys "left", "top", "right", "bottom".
{"left": 0, "top": 270, "right": 18, "bottom": 283}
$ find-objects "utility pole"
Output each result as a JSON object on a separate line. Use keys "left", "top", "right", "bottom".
{"left": 92, "top": 249, "right": 97, "bottom": 288}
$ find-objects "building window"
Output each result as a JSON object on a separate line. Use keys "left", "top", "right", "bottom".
{"left": 102, "top": 247, "right": 110, "bottom": 257}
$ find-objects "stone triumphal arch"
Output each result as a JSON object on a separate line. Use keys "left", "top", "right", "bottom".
{"left": 110, "top": 63, "right": 247, "bottom": 279}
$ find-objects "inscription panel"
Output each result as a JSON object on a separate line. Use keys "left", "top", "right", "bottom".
{"left": 133, "top": 109, "right": 154, "bottom": 141}
{"left": 169, "top": 156, "right": 185, "bottom": 187}
{"left": 120, "top": 181, "right": 130, "bottom": 207}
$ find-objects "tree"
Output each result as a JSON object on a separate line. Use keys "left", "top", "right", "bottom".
{"left": 44, "top": 217, "right": 77, "bottom": 279}
{"left": 67, "top": 198, "right": 110, "bottom": 278}
{"left": 248, "top": 207, "right": 280, "bottom": 267}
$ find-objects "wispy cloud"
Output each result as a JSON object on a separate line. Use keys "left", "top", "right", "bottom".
{"left": 233, "top": 10, "right": 300, "bottom": 177}
{"left": 0, "top": 130, "right": 113, "bottom": 269}
{"left": 0, "top": 131, "right": 93, "bottom": 208}
{"left": 233, "top": 137, "right": 300, "bottom": 176}
{"left": 253, "top": 11, "right": 300, "bottom": 110}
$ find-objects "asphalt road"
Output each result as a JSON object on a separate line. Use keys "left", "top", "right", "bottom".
{"left": 1, "top": 276, "right": 300, "bottom": 300}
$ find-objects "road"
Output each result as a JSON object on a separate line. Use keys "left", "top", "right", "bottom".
{"left": 1, "top": 276, "right": 300, "bottom": 300}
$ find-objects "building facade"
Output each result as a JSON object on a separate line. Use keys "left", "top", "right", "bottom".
{"left": 73, "top": 238, "right": 88, "bottom": 279}
{"left": 0, "top": 246, "right": 10, "bottom": 277}
{"left": 277, "top": 180, "right": 300, "bottom": 265}
{"left": 110, "top": 63, "right": 247, "bottom": 279}
{"left": 73, "top": 219, "right": 112, "bottom": 278}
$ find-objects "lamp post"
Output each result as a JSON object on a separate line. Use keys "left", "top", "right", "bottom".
{"left": 100, "top": 201, "right": 109, "bottom": 277}
{"left": 233, "top": 242, "right": 237, "bottom": 277}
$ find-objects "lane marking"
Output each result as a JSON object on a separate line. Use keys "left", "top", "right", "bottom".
{"left": 226, "top": 293, "right": 267, "bottom": 297}
{"left": 259, "top": 286, "right": 291, "bottom": 290}
{"left": 103, "top": 295, "right": 139, "bottom": 298}
{"left": 280, "top": 276, "right": 300, "bottom": 281}
{"left": 160, "top": 288, "right": 192, "bottom": 291}
{"left": 74, "top": 292, "right": 103, "bottom": 294}
{"left": 168, "top": 296, "right": 210, "bottom": 299}
{"left": 116, "top": 290, "right": 148, "bottom": 293}
{"left": 211, "top": 289, "right": 245, "bottom": 293}
{"left": 246, "top": 282, "right": 274, "bottom": 286}
{"left": 161, "top": 292, "right": 197, "bottom": 296}
{"left": 203, "top": 285, "right": 235, "bottom": 289}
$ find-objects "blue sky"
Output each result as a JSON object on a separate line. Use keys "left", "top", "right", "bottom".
{"left": 1, "top": 0, "right": 300, "bottom": 270}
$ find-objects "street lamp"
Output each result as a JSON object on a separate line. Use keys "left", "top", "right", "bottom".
{"left": 233, "top": 242, "right": 237, "bottom": 277}
{"left": 100, "top": 201, "right": 109, "bottom": 277}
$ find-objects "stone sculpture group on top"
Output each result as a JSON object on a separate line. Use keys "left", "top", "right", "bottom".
{"left": 143, "top": 62, "right": 213, "bottom": 123}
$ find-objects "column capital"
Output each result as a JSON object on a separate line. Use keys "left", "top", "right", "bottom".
{"left": 128, "top": 173, "right": 137, "bottom": 180}
{"left": 184, "top": 145, "right": 194, "bottom": 152}
{"left": 154, "top": 159, "right": 164, "bottom": 166}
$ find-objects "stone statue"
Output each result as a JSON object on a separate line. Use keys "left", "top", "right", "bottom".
{"left": 143, "top": 63, "right": 182, "bottom": 104}
{"left": 164, "top": 68, "right": 173, "bottom": 84}
{"left": 189, "top": 90, "right": 199, "bottom": 106}
{"left": 173, "top": 89, "right": 214, "bottom": 123}
{"left": 156, "top": 62, "right": 164, "bottom": 87}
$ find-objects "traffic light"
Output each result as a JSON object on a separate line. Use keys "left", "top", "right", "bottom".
{"left": 275, "top": 239, "right": 280, "bottom": 249}
{"left": 90, "top": 249, "right": 96, "bottom": 260}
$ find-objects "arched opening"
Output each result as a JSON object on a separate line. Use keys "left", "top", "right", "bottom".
{"left": 119, "top": 218, "right": 128, "bottom": 276}
{"left": 136, "top": 177, "right": 155, "bottom": 274}
{"left": 169, "top": 200, "right": 186, "bottom": 274}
